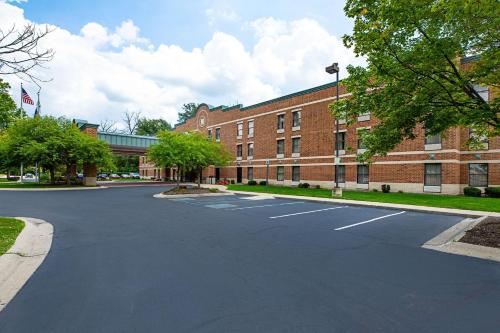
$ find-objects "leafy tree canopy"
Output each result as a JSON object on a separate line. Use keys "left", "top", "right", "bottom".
{"left": 136, "top": 118, "right": 172, "bottom": 136}
{"left": 0, "top": 78, "right": 23, "bottom": 130}
{"left": 177, "top": 103, "right": 199, "bottom": 124}
{"left": 331, "top": 0, "right": 499, "bottom": 160}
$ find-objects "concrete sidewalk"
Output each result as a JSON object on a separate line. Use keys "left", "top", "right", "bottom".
{"left": 201, "top": 185, "right": 500, "bottom": 217}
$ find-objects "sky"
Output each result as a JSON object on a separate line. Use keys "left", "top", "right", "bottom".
{"left": 0, "top": 0, "right": 364, "bottom": 127}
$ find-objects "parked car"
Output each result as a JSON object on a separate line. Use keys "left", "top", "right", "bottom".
{"left": 97, "top": 173, "right": 109, "bottom": 180}
{"left": 110, "top": 173, "right": 121, "bottom": 179}
{"left": 76, "top": 173, "right": 84, "bottom": 180}
{"left": 22, "top": 173, "right": 37, "bottom": 183}
{"left": 120, "top": 173, "right": 130, "bottom": 178}
{"left": 130, "top": 172, "right": 140, "bottom": 179}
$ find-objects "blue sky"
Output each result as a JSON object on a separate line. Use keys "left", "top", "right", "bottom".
{"left": 2, "top": 0, "right": 363, "bottom": 126}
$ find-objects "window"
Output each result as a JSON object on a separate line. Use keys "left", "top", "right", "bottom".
{"left": 292, "top": 111, "right": 301, "bottom": 128}
{"left": 336, "top": 132, "right": 346, "bottom": 150}
{"left": 236, "top": 144, "right": 242, "bottom": 158}
{"left": 292, "top": 166, "right": 300, "bottom": 182}
{"left": 247, "top": 143, "right": 254, "bottom": 157}
{"left": 248, "top": 120, "right": 254, "bottom": 136}
{"left": 472, "top": 84, "right": 489, "bottom": 102}
{"left": 425, "top": 129, "right": 441, "bottom": 145}
{"left": 357, "top": 129, "right": 367, "bottom": 150}
{"left": 207, "top": 129, "right": 212, "bottom": 139}
{"left": 237, "top": 123, "right": 243, "bottom": 137}
{"left": 337, "top": 165, "right": 346, "bottom": 183}
{"left": 277, "top": 114, "right": 285, "bottom": 130}
{"left": 469, "top": 163, "right": 488, "bottom": 187}
{"left": 277, "top": 139, "right": 285, "bottom": 155}
{"left": 215, "top": 128, "right": 221, "bottom": 141}
{"left": 247, "top": 167, "right": 253, "bottom": 180}
{"left": 469, "top": 128, "right": 489, "bottom": 148}
{"left": 292, "top": 137, "right": 301, "bottom": 154}
{"left": 357, "top": 165, "right": 369, "bottom": 184}
{"left": 424, "top": 163, "right": 441, "bottom": 186}
{"left": 277, "top": 166, "right": 285, "bottom": 181}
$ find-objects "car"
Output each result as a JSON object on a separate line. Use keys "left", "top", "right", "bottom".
{"left": 22, "top": 173, "right": 37, "bottom": 183}
{"left": 97, "top": 173, "right": 109, "bottom": 180}
{"left": 110, "top": 173, "right": 121, "bottom": 179}
{"left": 129, "top": 172, "right": 140, "bottom": 179}
{"left": 76, "top": 173, "right": 84, "bottom": 180}
{"left": 120, "top": 173, "right": 130, "bottom": 178}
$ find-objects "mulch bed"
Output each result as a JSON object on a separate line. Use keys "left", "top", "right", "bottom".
{"left": 162, "top": 186, "right": 217, "bottom": 195}
{"left": 460, "top": 217, "right": 500, "bottom": 249}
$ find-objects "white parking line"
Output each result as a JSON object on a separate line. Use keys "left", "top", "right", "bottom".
{"left": 229, "top": 202, "right": 305, "bottom": 210}
{"left": 269, "top": 206, "right": 347, "bottom": 219}
{"left": 334, "top": 211, "right": 406, "bottom": 231}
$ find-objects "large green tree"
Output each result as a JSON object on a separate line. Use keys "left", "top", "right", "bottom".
{"left": 331, "top": 0, "right": 499, "bottom": 160}
{"left": 177, "top": 103, "right": 199, "bottom": 124}
{"left": 136, "top": 118, "right": 172, "bottom": 136}
{"left": 0, "top": 79, "right": 22, "bottom": 130}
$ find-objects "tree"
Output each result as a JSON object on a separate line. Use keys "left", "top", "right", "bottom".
{"left": 330, "top": 0, "right": 499, "bottom": 161}
{"left": 99, "top": 119, "right": 118, "bottom": 133}
{"left": 147, "top": 131, "right": 231, "bottom": 187}
{"left": 177, "top": 103, "right": 199, "bottom": 124}
{"left": 136, "top": 118, "right": 172, "bottom": 136}
{"left": 0, "top": 24, "right": 54, "bottom": 83}
{"left": 122, "top": 110, "right": 141, "bottom": 135}
{"left": 0, "top": 79, "right": 21, "bottom": 130}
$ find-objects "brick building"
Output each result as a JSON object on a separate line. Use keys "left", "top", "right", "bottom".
{"left": 141, "top": 68, "right": 499, "bottom": 195}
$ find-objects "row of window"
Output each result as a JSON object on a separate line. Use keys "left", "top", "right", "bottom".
{"left": 277, "top": 111, "right": 301, "bottom": 130}
{"left": 243, "top": 163, "right": 489, "bottom": 187}
{"left": 236, "top": 137, "right": 302, "bottom": 159}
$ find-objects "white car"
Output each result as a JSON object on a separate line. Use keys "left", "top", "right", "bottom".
{"left": 21, "top": 173, "right": 37, "bottom": 183}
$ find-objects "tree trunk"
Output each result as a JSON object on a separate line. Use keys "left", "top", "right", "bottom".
{"left": 66, "top": 165, "right": 71, "bottom": 186}
{"left": 49, "top": 169, "right": 55, "bottom": 185}
{"left": 198, "top": 167, "right": 202, "bottom": 188}
{"left": 176, "top": 167, "right": 180, "bottom": 188}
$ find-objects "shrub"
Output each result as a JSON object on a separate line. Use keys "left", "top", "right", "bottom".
{"left": 298, "top": 183, "right": 310, "bottom": 188}
{"left": 248, "top": 180, "right": 257, "bottom": 186}
{"left": 315, "top": 185, "right": 321, "bottom": 189}
{"left": 382, "top": 184, "right": 391, "bottom": 193}
{"left": 259, "top": 180, "right": 267, "bottom": 186}
{"left": 372, "top": 189, "right": 378, "bottom": 192}
{"left": 463, "top": 186, "right": 482, "bottom": 197}
{"left": 398, "top": 190, "right": 403, "bottom": 193}
{"left": 230, "top": 179, "right": 235, "bottom": 184}
{"left": 485, "top": 187, "right": 500, "bottom": 198}
{"left": 208, "top": 188, "right": 218, "bottom": 193}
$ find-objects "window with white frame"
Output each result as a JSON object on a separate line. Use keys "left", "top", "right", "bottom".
{"left": 207, "top": 129, "right": 212, "bottom": 139}
{"left": 469, "top": 163, "right": 488, "bottom": 187}
{"left": 292, "top": 111, "right": 301, "bottom": 128}
{"left": 336, "top": 132, "right": 346, "bottom": 150}
{"left": 357, "top": 165, "right": 369, "bottom": 184}
{"left": 247, "top": 167, "right": 253, "bottom": 180}
{"left": 277, "top": 166, "right": 285, "bottom": 181}
{"left": 357, "top": 129, "right": 368, "bottom": 150}
{"left": 292, "top": 166, "right": 300, "bottom": 182}
{"left": 236, "top": 144, "right": 242, "bottom": 158}
{"left": 277, "top": 114, "right": 285, "bottom": 130}
{"left": 337, "top": 165, "right": 346, "bottom": 183}
{"left": 248, "top": 120, "right": 254, "bottom": 136}
{"left": 469, "top": 128, "right": 489, "bottom": 148}
{"left": 237, "top": 123, "right": 243, "bottom": 137}
{"left": 277, "top": 139, "right": 285, "bottom": 155}
{"left": 247, "top": 143, "right": 254, "bottom": 158}
{"left": 425, "top": 129, "right": 441, "bottom": 145}
{"left": 424, "top": 163, "right": 441, "bottom": 186}
{"left": 215, "top": 128, "right": 220, "bottom": 141}
{"left": 472, "top": 84, "right": 489, "bottom": 102}
{"left": 292, "top": 137, "right": 301, "bottom": 154}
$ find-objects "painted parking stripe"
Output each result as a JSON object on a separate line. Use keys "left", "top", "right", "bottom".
{"left": 269, "top": 206, "right": 347, "bottom": 219}
{"left": 334, "top": 211, "right": 406, "bottom": 231}
{"left": 228, "top": 201, "right": 305, "bottom": 210}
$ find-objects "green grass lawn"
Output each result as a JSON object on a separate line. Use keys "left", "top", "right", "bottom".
{"left": 0, "top": 217, "right": 25, "bottom": 256}
{"left": 227, "top": 185, "right": 500, "bottom": 213}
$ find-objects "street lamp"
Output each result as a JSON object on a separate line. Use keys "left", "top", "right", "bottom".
{"left": 325, "top": 62, "right": 342, "bottom": 197}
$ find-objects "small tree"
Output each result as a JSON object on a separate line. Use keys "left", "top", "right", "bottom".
{"left": 177, "top": 103, "right": 199, "bottom": 124}
{"left": 136, "top": 118, "right": 172, "bottom": 136}
{"left": 0, "top": 79, "right": 22, "bottom": 130}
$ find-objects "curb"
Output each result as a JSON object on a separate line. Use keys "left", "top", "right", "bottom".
{"left": 218, "top": 188, "right": 499, "bottom": 217}
{"left": 0, "top": 217, "right": 54, "bottom": 312}
{"left": 422, "top": 216, "right": 500, "bottom": 262}
{"left": 154, "top": 192, "right": 234, "bottom": 199}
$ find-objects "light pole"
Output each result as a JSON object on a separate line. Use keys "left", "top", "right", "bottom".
{"left": 325, "top": 62, "right": 341, "bottom": 197}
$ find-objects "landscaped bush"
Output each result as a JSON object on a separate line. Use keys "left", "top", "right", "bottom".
{"left": 248, "top": 180, "right": 257, "bottom": 186}
{"left": 382, "top": 184, "right": 391, "bottom": 193}
{"left": 463, "top": 186, "right": 482, "bottom": 197}
{"left": 259, "top": 181, "right": 267, "bottom": 186}
{"left": 315, "top": 185, "right": 321, "bottom": 189}
{"left": 230, "top": 179, "right": 235, "bottom": 184}
{"left": 298, "top": 183, "right": 310, "bottom": 188}
{"left": 485, "top": 187, "right": 500, "bottom": 198}
{"left": 372, "top": 188, "right": 378, "bottom": 192}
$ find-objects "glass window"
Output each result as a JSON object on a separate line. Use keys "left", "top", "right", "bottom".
{"left": 357, "top": 165, "right": 369, "bottom": 184}
{"left": 248, "top": 120, "right": 254, "bottom": 136}
{"left": 277, "top": 114, "right": 285, "bottom": 130}
{"left": 472, "top": 84, "right": 489, "bottom": 102}
{"left": 207, "top": 129, "right": 212, "bottom": 139}
{"left": 277, "top": 139, "right": 285, "bottom": 154}
{"left": 237, "top": 123, "right": 243, "bottom": 137}
{"left": 424, "top": 163, "right": 441, "bottom": 186}
{"left": 247, "top": 143, "right": 254, "bottom": 157}
{"left": 236, "top": 144, "right": 242, "bottom": 157}
{"left": 337, "top": 165, "right": 346, "bottom": 183}
{"left": 357, "top": 129, "right": 367, "bottom": 149}
{"left": 469, "top": 129, "right": 489, "bottom": 144}
{"left": 292, "top": 166, "right": 300, "bottom": 182}
{"left": 215, "top": 128, "right": 220, "bottom": 140}
{"left": 469, "top": 163, "right": 488, "bottom": 187}
{"left": 247, "top": 167, "right": 253, "bottom": 180}
{"left": 292, "top": 111, "right": 301, "bottom": 127}
{"left": 336, "top": 132, "right": 346, "bottom": 150}
{"left": 277, "top": 166, "right": 285, "bottom": 181}
{"left": 425, "top": 129, "right": 441, "bottom": 145}
{"left": 292, "top": 137, "right": 301, "bottom": 154}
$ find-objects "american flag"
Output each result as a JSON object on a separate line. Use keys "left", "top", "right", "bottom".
{"left": 21, "top": 87, "right": 34, "bottom": 105}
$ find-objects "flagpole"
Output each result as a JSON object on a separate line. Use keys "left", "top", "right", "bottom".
{"left": 20, "top": 83, "right": 23, "bottom": 183}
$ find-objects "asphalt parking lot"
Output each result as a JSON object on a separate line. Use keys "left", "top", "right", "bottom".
{"left": 0, "top": 186, "right": 499, "bottom": 333}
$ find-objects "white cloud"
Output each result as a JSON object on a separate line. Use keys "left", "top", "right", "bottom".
{"left": 0, "top": 2, "right": 364, "bottom": 127}
{"left": 205, "top": 8, "right": 240, "bottom": 27}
